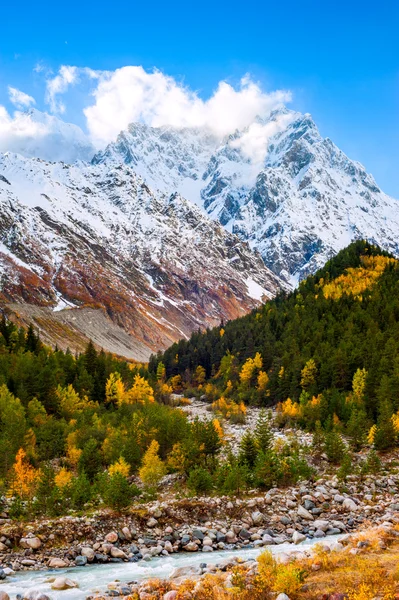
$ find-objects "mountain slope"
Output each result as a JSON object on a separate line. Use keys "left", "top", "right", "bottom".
{"left": 150, "top": 240, "right": 399, "bottom": 418}
{"left": 0, "top": 151, "right": 283, "bottom": 359}
{"left": 95, "top": 109, "right": 399, "bottom": 284}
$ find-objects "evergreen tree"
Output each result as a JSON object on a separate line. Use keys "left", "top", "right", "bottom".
{"left": 254, "top": 409, "right": 273, "bottom": 453}
{"left": 324, "top": 429, "right": 346, "bottom": 464}
{"left": 347, "top": 408, "right": 369, "bottom": 451}
{"left": 311, "top": 420, "right": 325, "bottom": 461}
{"left": 239, "top": 431, "right": 259, "bottom": 467}
{"left": 374, "top": 401, "right": 397, "bottom": 451}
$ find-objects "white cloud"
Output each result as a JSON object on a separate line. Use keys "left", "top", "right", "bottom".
{"left": 0, "top": 106, "right": 94, "bottom": 162}
{"left": 82, "top": 66, "right": 292, "bottom": 146}
{"left": 2, "top": 64, "right": 293, "bottom": 168}
{"left": 8, "top": 87, "right": 36, "bottom": 108}
{"left": 231, "top": 112, "right": 296, "bottom": 172}
{"left": 45, "top": 65, "right": 79, "bottom": 113}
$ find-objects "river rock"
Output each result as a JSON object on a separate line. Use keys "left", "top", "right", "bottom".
{"left": 105, "top": 532, "right": 118, "bottom": 543}
{"left": 292, "top": 531, "right": 306, "bottom": 544}
{"left": 51, "top": 576, "right": 77, "bottom": 590}
{"left": 81, "top": 547, "right": 95, "bottom": 561}
{"left": 239, "top": 529, "right": 251, "bottom": 540}
{"left": 0, "top": 592, "right": 10, "bottom": 600}
{"left": 147, "top": 517, "right": 158, "bottom": 528}
{"left": 0, "top": 542, "right": 7, "bottom": 551}
{"left": 20, "top": 536, "right": 42, "bottom": 550}
{"left": 297, "top": 505, "right": 314, "bottom": 520}
{"left": 184, "top": 542, "right": 199, "bottom": 552}
{"left": 252, "top": 511, "right": 264, "bottom": 525}
{"left": 343, "top": 498, "right": 358, "bottom": 512}
{"left": 276, "top": 593, "right": 291, "bottom": 600}
{"left": 23, "top": 593, "right": 52, "bottom": 600}
{"left": 314, "top": 520, "right": 330, "bottom": 532}
{"left": 122, "top": 527, "right": 132, "bottom": 540}
{"left": 48, "top": 558, "right": 68, "bottom": 568}
{"left": 110, "top": 547, "right": 127, "bottom": 559}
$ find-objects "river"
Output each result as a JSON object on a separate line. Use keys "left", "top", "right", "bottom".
{"left": 0, "top": 536, "right": 341, "bottom": 600}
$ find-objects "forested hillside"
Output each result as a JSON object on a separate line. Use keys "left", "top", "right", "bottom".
{"left": 150, "top": 241, "right": 399, "bottom": 432}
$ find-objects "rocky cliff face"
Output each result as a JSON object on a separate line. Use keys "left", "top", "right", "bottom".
{"left": 0, "top": 152, "right": 283, "bottom": 359}
{"left": 96, "top": 108, "right": 399, "bottom": 285}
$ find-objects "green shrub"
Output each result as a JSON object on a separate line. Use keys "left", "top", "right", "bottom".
{"left": 186, "top": 467, "right": 214, "bottom": 495}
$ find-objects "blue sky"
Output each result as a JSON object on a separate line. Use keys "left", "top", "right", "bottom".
{"left": 1, "top": 0, "right": 398, "bottom": 195}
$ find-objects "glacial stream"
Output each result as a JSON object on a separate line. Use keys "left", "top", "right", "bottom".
{"left": 0, "top": 536, "right": 342, "bottom": 600}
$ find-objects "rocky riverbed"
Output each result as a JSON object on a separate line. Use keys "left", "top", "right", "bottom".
{"left": 1, "top": 472, "right": 399, "bottom": 576}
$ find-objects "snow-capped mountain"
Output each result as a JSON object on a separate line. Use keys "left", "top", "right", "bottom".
{"left": 95, "top": 108, "right": 399, "bottom": 284}
{"left": 0, "top": 151, "right": 283, "bottom": 359}
{"left": 0, "top": 109, "right": 95, "bottom": 164}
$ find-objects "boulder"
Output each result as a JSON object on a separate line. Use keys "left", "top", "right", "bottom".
{"left": 75, "top": 556, "right": 88, "bottom": 566}
{"left": 81, "top": 547, "right": 95, "bottom": 561}
{"left": 48, "top": 558, "right": 68, "bottom": 568}
{"left": 314, "top": 519, "right": 330, "bottom": 532}
{"left": 297, "top": 505, "right": 314, "bottom": 520}
{"left": 251, "top": 511, "right": 264, "bottom": 525}
{"left": 20, "top": 537, "right": 42, "bottom": 550}
{"left": 239, "top": 529, "right": 251, "bottom": 540}
{"left": 184, "top": 542, "right": 199, "bottom": 552}
{"left": 0, "top": 592, "right": 10, "bottom": 600}
{"left": 163, "top": 592, "right": 177, "bottom": 600}
{"left": 105, "top": 532, "right": 119, "bottom": 543}
{"left": 147, "top": 517, "right": 158, "bottom": 528}
{"left": 110, "top": 547, "right": 127, "bottom": 559}
{"left": 292, "top": 531, "right": 306, "bottom": 545}
{"left": 51, "top": 576, "right": 77, "bottom": 590}
{"left": 122, "top": 527, "right": 132, "bottom": 540}
{"left": 343, "top": 498, "right": 358, "bottom": 512}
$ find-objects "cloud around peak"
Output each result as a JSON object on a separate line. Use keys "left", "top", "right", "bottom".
{"left": 8, "top": 87, "right": 36, "bottom": 109}
{"left": 82, "top": 66, "right": 292, "bottom": 146}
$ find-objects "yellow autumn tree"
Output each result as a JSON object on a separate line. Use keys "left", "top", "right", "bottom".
{"left": 125, "top": 375, "right": 155, "bottom": 405}
{"left": 194, "top": 365, "right": 206, "bottom": 386}
{"left": 300, "top": 359, "right": 317, "bottom": 389}
{"left": 166, "top": 443, "right": 186, "bottom": 474}
{"left": 213, "top": 418, "right": 225, "bottom": 443}
{"left": 66, "top": 431, "right": 82, "bottom": 467}
{"left": 57, "top": 384, "right": 87, "bottom": 420}
{"left": 105, "top": 373, "right": 126, "bottom": 405}
{"left": 139, "top": 440, "right": 166, "bottom": 487}
{"left": 109, "top": 456, "right": 130, "bottom": 478}
{"left": 55, "top": 467, "right": 74, "bottom": 489}
{"left": 352, "top": 368, "right": 367, "bottom": 403}
{"left": 257, "top": 370, "right": 269, "bottom": 392}
{"left": 240, "top": 352, "right": 263, "bottom": 387}
{"left": 9, "top": 448, "right": 40, "bottom": 500}
{"left": 169, "top": 375, "right": 183, "bottom": 393}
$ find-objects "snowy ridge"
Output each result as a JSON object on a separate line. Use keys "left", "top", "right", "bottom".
{"left": 0, "top": 150, "right": 283, "bottom": 358}
{"left": 96, "top": 108, "right": 399, "bottom": 283}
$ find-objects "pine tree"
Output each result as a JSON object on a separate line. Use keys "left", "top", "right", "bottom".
{"left": 362, "top": 449, "right": 382, "bottom": 474}
{"left": 337, "top": 452, "right": 353, "bottom": 481}
{"left": 239, "top": 431, "right": 259, "bottom": 467}
{"left": 374, "top": 400, "right": 397, "bottom": 451}
{"left": 312, "top": 420, "right": 325, "bottom": 461}
{"left": 324, "top": 430, "right": 346, "bottom": 464}
{"left": 254, "top": 410, "right": 273, "bottom": 453}
{"left": 347, "top": 408, "right": 369, "bottom": 451}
